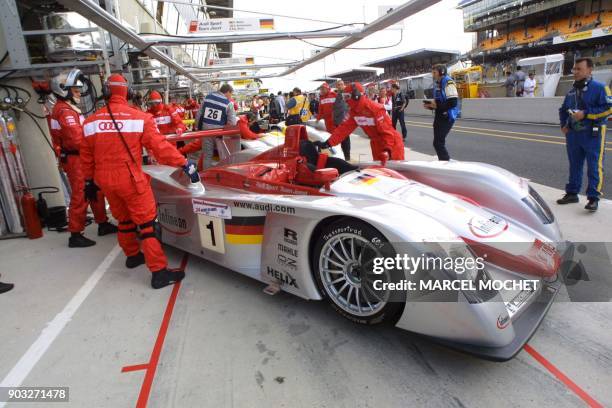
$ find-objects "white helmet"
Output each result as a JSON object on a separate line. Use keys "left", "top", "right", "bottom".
{"left": 50, "top": 69, "right": 84, "bottom": 101}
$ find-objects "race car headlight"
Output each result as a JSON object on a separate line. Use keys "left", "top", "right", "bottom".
{"left": 446, "top": 244, "right": 497, "bottom": 303}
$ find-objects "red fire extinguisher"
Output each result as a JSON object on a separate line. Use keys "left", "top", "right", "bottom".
{"left": 20, "top": 191, "right": 43, "bottom": 239}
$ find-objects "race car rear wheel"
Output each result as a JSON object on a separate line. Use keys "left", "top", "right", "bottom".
{"left": 312, "top": 219, "right": 403, "bottom": 325}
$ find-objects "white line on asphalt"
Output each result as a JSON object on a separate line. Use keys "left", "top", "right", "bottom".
{"left": 0, "top": 245, "right": 122, "bottom": 408}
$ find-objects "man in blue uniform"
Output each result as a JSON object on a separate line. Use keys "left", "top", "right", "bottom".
{"left": 195, "top": 83, "right": 237, "bottom": 169}
{"left": 558, "top": 58, "right": 611, "bottom": 212}
{"left": 423, "top": 64, "right": 459, "bottom": 161}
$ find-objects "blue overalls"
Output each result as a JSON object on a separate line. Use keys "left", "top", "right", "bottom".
{"left": 559, "top": 79, "right": 611, "bottom": 200}
{"left": 198, "top": 92, "right": 230, "bottom": 168}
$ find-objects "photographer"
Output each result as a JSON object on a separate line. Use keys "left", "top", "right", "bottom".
{"left": 423, "top": 64, "right": 458, "bottom": 161}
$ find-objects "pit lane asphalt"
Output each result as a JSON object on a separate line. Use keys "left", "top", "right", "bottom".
{"left": 386, "top": 115, "right": 612, "bottom": 196}
{"left": 1, "top": 130, "right": 611, "bottom": 408}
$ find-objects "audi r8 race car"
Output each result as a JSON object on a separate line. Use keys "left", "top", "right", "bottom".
{"left": 148, "top": 125, "right": 573, "bottom": 361}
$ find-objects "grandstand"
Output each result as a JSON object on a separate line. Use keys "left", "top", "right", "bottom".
{"left": 313, "top": 76, "right": 340, "bottom": 85}
{"left": 327, "top": 68, "right": 379, "bottom": 84}
{"left": 364, "top": 48, "right": 461, "bottom": 80}
{"left": 458, "top": 0, "right": 612, "bottom": 94}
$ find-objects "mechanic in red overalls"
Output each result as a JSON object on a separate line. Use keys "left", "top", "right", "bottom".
{"left": 81, "top": 74, "right": 199, "bottom": 289}
{"left": 184, "top": 97, "right": 200, "bottom": 122}
{"left": 316, "top": 82, "right": 337, "bottom": 133}
{"left": 146, "top": 91, "right": 186, "bottom": 138}
{"left": 49, "top": 69, "right": 117, "bottom": 248}
{"left": 317, "top": 82, "right": 405, "bottom": 161}
{"left": 170, "top": 98, "right": 186, "bottom": 120}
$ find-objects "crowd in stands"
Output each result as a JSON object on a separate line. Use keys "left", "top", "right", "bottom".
{"left": 477, "top": 10, "right": 612, "bottom": 53}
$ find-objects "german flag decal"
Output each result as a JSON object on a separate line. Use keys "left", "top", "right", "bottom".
{"left": 259, "top": 19, "right": 274, "bottom": 29}
{"left": 225, "top": 216, "right": 266, "bottom": 245}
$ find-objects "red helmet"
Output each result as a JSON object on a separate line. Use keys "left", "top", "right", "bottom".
{"left": 148, "top": 91, "right": 163, "bottom": 104}
{"left": 106, "top": 73, "right": 129, "bottom": 100}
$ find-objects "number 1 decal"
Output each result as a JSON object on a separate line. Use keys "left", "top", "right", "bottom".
{"left": 198, "top": 215, "right": 225, "bottom": 253}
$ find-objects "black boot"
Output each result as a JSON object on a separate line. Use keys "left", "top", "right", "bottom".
{"left": 98, "top": 222, "right": 118, "bottom": 236}
{"left": 556, "top": 193, "right": 579, "bottom": 205}
{"left": 126, "top": 252, "right": 145, "bottom": 269}
{"left": 151, "top": 269, "right": 185, "bottom": 289}
{"left": 0, "top": 276, "right": 14, "bottom": 294}
{"left": 68, "top": 233, "right": 96, "bottom": 248}
{"left": 585, "top": 199, "right": 598, "bottom": 212}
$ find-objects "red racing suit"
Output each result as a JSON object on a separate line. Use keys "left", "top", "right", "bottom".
{"left": 171, "top": 102, "right": 186, "bottom": 120}
{"left": 50, "top": 99, "right": 108, "bottom": 233}
{"left": 184, "top": 100, "right": 200, "bottom": 120}
{"left": 81, "top": 96, "right": 187, "bottom": 272}
{"left": 316, "top": 90, "right": 337, "bottom": 132}
{"left": 147, "top": 104, "right": 186, "bottom": 135}
{"left": 327, "top": 97, "right": 405, "bottom": 161}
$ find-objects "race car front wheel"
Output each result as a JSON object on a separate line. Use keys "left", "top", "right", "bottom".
{"left": 312, "top": 219, "right": 404, "bottom": 325}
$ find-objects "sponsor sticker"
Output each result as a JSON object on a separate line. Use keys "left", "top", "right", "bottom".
{"left": 266, "top": 266, "right": 299, "bottom": 288}
{"left": 496, "top": 313, "right": 511, "bottom": 329}
{"left": 349, "top": 173, "right": 379, "bottom": 186}
{"left": 468, "top": 215, "right": 508, "bottom": 238}
{"left": 283, "top": 228, "right": 298, "bottom": 245}
{"left": 192, "top": 198, "right": 232, "bottom": 219}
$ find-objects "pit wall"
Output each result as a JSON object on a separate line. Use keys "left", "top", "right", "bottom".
{"left": 405, "top": 97, "right": 565, "bottom": 125}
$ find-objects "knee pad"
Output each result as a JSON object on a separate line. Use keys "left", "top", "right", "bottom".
{"left": 138, "top": 218, "right": 162, "bottom": 242}
{"left": 118, "top": 220, "right": 137, "bottom": 234}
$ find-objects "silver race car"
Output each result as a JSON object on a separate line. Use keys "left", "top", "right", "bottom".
{"left": 149, "top": 125, "right": 572, "bottom": 361}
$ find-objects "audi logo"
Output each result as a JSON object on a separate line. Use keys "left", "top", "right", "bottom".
{"left": 98, "top": 121, "right": 123, "bottom": 131}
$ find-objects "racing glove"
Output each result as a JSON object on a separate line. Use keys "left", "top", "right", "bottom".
{"left": 84, "top": 179, "right": 100, "bottom": 202}
{"left": 182, "top": 159, "right": 200, "bottom": 183}
{"left": 313, "top": 140, "right": 330, "bottom": 151}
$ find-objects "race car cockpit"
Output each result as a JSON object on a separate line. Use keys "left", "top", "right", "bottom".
{"left": 200, "top": 125, "right": 357, "bottom": 194}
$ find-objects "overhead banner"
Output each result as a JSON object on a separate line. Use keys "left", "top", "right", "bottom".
{"left": 233, "top": 79, "right": 254, "bottom": 86}
{"left": 553, "top": 26, "right": 611, "bottom": 44}
{"left": 209, "top": 57, "right": 255, "bottom": 66}
{"left": 189, "top": 18, "right": 274, "bottom": 33}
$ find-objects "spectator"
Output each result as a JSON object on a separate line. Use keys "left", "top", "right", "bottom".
{"left": 367, "top": 85, "right": 378, "bottom": 101}
{"left": 268, "top": 93, "right": 282, "bottom": 123}
{"left": 504, "top": 71, "right": 516, "bottom": 97}
{"left": 515, "top": 66, "right": 526, "bottom": 97}
{"left": 524, "top": 72, "right": 537, "bottom": 97}
{"left": 285, "top": 87, "right": 311, "bottom": 125}
{"left": 276, "top": 91, "right": 286, "bottom": 119}
{"left": 378, "top": 87, "right": 392, "bottom": 116}
{"left": 250, "top": 95, "right": 262, "bottom": 119}
{"left": 261, "top": 96, "right": 270, "bottom": 116}
{"left": 309, "top": 93, "right": 319, "bottom": 116}
{"left": 333, "top": 80, "right": 351, "bottom": 160}
{"left": 390, "top": 83, "right": 408, "bottom": 140}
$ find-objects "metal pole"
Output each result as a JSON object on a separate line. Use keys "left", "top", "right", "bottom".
{"left": 139, "top": 29, "right": 360, "bottom": 46}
